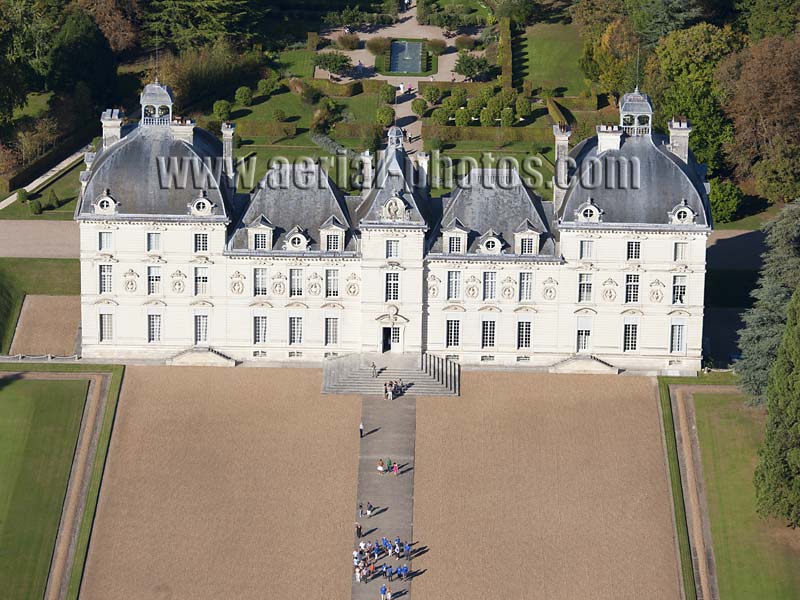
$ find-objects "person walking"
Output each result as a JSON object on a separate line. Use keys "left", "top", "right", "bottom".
{"left": 367, "top": 501, "right": 374, "bottom": 518}
{"left": 355, "top": 566, "right": 361, "bottom": 583}
{"left": 380, "top": 584, "right": 387, "bottom": 600}
{"left": 359, "top": 502, "right": 364, "bottom": 518}
{"left": 377, "top": 459, "right": 385, "bottom": 475}
{"left": 371, "top": 361, "right": 377, "bottom": 377}
{"left": 360, "top": 421, "right": 364, "bottom": 438}
{"left": 393, "top": 462, "right": 399, "bottom": 477}
{"left": 386, "top": 586, "right": 392, "bottom": 600}
{"left": 355, "top": 522, "right": 363, "bottom": 538}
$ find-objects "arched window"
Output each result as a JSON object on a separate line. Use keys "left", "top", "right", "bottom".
{"left": 144, "top": 105, "right": 156, "bottom": 118}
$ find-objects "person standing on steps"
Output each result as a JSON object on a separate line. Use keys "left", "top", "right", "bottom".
{"left": 355, "top": 522, "right": 362, "bottom": 538}
{"left": 360, "top": 421, "right": 364, "bottom": 438}
{"left": 371, "top": 362, "right": 377, "bottom": 377}
{"left": 367, "top": 501, "right": 374, "bottom": 518}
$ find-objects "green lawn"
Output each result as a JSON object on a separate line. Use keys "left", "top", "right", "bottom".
{"left": 0, "top": 377, "right": 88, "bottom": 600}
{"left": 694, "top": 393, "right": 800, "bottom": 599}
{"left": 0, "top": 258, "right": 81, "bottom": 353}
{"left": 435, "top": 0, "right": 490, "bottom": 17}
{"left": 0, "top": 160, "right": 82, "bottom": 221}
{"left": 279, "top": 49, "right": 315, "bottom": 79}
{"left": 523, "top": 23, "right": 589, "bottom": 95}
{"left": 9, "top": 92, "right": 53, "bottom": 124}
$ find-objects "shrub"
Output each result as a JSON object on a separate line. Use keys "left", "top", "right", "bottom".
{"left": 480, "top": 107, "right": 497, "bottom": 127}
{"left": 515, "top": 96, "right": 532, "bottom": 119}
{"left": 442, "top": 96, "right": 461, "bottom": 112}
{"left": 411, "top": 98, "right": 428, "bottom": 117}
{"left": 337, "top": 33, "right": 360, "bottom": 50}
{"left": 273, "top": 108, "right": 287, "bottom": 122}
{"left": 454, "top": 35, "right": 475, "bottom": 51}
{"left": 235, "top": 86, "right": 253, "bottom": 106}
{"left": 486, "top": 94, "right": 504, "bottom": 114}
{"left": 45, "top": 189, "right": 60, "bottom": 210}
{"left": 29, "top": 199, "right": 43, "bottom": 215}
{"left": 213, "top": 100, "right": 232, "bottom": 121}
{"left": 428, "top": 137, "right": 444, "bottom": 151}
{"left": 379, "top": 84, "right": 397, "bottom": 104}
{"left": 454, "top": 109, "right": 471, "bottom": 127}
{"left": 546, "top": 98, "right": 567, "bottom": 124}
{"left": 376, "top": 105, "right": 395, "bottom": 127}
{"left": 478, "top": 86, "right": 495, "bottom": 105}
{"left": 500, "top": 106, "right": 515, "bottom": 127}
{"left": 709, "top": 178, "right": 744, "bottom": 223}
{"left": 450, "top": 87, "right": 468, "bottom": 106}
{"left": 422, "top": 85, "right": 443, "bottom": 105}
{"left": 307, "top": 32, "right": 320, "bottom": 51}
{"left": 314, "top": 51, "right": 353, "bottom": 76}
{"left": 366, "top": 37, "right": 392, "bottom": 56}
{"left": 16, "top": 188, "right": 28, "bottom": 204}
{"left": 466, "top": 97, "right": 484, "bottom": 115}
{"left": 427, "top": 39, "right": 447, "bottom": 56}
{"left": 431, "top": 108, "right": 451, "bottom": 125}
{"left": 257, "top": 73, "right": 279, "bottom": 97}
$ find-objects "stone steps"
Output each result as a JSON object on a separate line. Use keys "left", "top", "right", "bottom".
{"left": 324, "top": 355, "right": 459, "bottom": 396}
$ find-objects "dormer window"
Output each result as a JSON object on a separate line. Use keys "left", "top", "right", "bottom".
{"left": 669, "top": 200, "right": 697, "bottom": 225}
{"left": 94, "top": 189, "right": 117, "bottom": 215}
{"left": 576, "top": 199, "right": 603, "bottom": 223}
{"left": 285, "top": 229, "right": 309, "bottom": 251}
{"left": 290, "top": 235, "right": 303, "bottom": 248}
{"left": 254, "top": 233, "right": 269, "bottom": 250}
{"left": 448, "top": 236, "right": 462, "bottom": 254}
{"left": 520, "top": 238, "right": 535, "bottom": 255}
{"left": 482, "top": 238, "right": 501, "bottom": 254}
{"left": 191, "top": 193, "right": 213, "bottom": 217}
{"left": 326, "top": 234, "right": 340, "bottom": 252}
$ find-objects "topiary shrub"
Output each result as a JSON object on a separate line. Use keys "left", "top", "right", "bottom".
{"left": 442, "top": 96, "right": 461, "bottom": 112}
{"left": 411, "top": 98, "right": 428, "bottom": 117}
{"left": 427, "top": 39, "right": 447, "bottom": 56}
{"left": 366, "top": 37, "right": 392, "bottom": 56}
{"left": 450, "top": 87, "right": 468, "bottom": 106}
{"left": 257, "top": 73, "right": 279, "bottom": 97}
{"left": 379, "top": 84, "right": 397, "bottom": 104}
{"left": 480, "top": 107, "right": 497, "bottom": 127}
{"left": 709, "top": 178, "right": 744, "bottom": 223}
{"left": 422, "top": 85, "right": 443, "bottom": 105}
{"left": 235, "top": 86, "right": 253, "bottom": 106}
{"left": 16, "top": 188, "right": 28, "bottom": 204}
{"left": 454, "top": 35, "right": 475, "bottom": 51}
{"left": 376, "top": 105, "right": 395, "bottom": 127}
{"left": 213, "top": 100, "right": 232, "bottom": 121}
{"left": 29, "top": 199, "right": 43, "bottom": 215}
{"left": 337, "top": 33, "right": 360, "bottom": 50}
{"left": 431, "top": 107, "right": 450, "bottom": 126}
{"left": 515, "top": 96, "right": 532, "bottom": 119}
{"left": 273, "top": 108, "right": 287, "bottom": 122}
{"left": 428, "top": 137, "right": 444, "bottom": 151}
{"left": 454, "top": 109, "right": 471, "bottom": 127}
{"left": 500, "top": 106, "right": 515, "bottom": 127}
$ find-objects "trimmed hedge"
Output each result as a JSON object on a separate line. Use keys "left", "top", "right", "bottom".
{"left": 555, "top": 95, "right": 598, "bottom": 111}
{"left": 331, "top": 122, "right": 382, "bottom": 138}
{"left": 307, "top": 32, "right": 320, "bottom": 51}
{"left": 418, "top": 81, "right": 497, "bottom": 95}
{"left": 546, "top": 98, "right": 568, "bottom": 125}
{"left": 422, "top": 122, "right": 551, "bottom": 143}
{"left": 498, "top": 17, "right": 513, "bottom": 91}
{"left": 310, "top": 79, "right": 363, "bottom": 97}
{"left": 235, "top": 121, "right": 298, "bottom": 138}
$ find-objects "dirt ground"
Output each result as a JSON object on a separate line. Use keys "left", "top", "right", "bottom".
{"left": 9, "top": 295, "right": 80, "bottom": 356}
{"left": 0, "top": 221, "right": 78, "bottom": 258}
{"left": 413, "top": 372, "right": 681, "bottom": 600}
{"left": 80, "top": 366, "right": 361, "bottom": 600}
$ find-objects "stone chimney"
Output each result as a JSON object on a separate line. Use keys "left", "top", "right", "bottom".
{"left": 361, "top": 149, "right": 374, "bottom": 189}
{"left": 222, "top": 122, "right": 236, "bottom": 179}
{"left": 596, "top": 124, "right": 623, "bottom": 154}
{"left": 170, "top": 117, "right": 194, "bottom": 143}
{"left": 668, "top": 117, "right": 692, "bottom": 163}
{"left": 552, "top": 123, "right": 571, "bottom": 208}
{"left": 416, "top": 151, "right": 429, "bottom": 192}
{"left": 101, "top": 109, "right": 123, "bottom": 149}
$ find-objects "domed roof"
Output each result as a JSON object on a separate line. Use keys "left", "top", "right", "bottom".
{"left": 140, "top": 81, "right": 173, "bottom": 107}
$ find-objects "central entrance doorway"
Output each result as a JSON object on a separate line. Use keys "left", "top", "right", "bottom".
{"left": 381, "top": 326, "right": 400, "bottom": 353}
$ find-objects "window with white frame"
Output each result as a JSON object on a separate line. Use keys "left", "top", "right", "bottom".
{"left": 147, "top": 266, "right": 161, "bottom": 295}
{"left": 517, "top": 320, "right": 532, "bottom": 349}
{"left": 253, "top": 316, "right": 268, "bottom": 344}
{"left": 625, "top": 274, "right": 640, "bottom": 303}
{"left": 623, "top": 322, "right": 638, "bottom": 351}
{"left": 672, "top": 275, "right": 687, "bottom": 304}
{"left": 578, "top": 273, "right": 593, "bottom": 302}
{"left": 289, "top": 269, "right": 303, "bottom": 297}
{"left": 99, "top": 313, "right": 113, "bottom": 342}
{"left": 391, "top": 327, "right": 400, "bottom": 344}
{"left": 194, "top": 267, "right": 208, "bottom": 295}
{"left": 483, "top": 271, "right": 496, "bottom": 301}
{"left": 289, "top": 316, "right": 303, "bottom": 345}
{"left": 146, "top": 232, "right": 161, "bottom": 252}
{"left": 446, "top": 319, "right": 460, "bottom": 347}
{"left": 194, "top": 233, "right": 208, "bottom": 253}
{"left": 194, "top": 314, "right": 208, "bottom": 345}
{"left": 254, "top": 268, "right": 268, "bottom": 296}
{"left": 579, "top": 239, "right": 593, "bottom": 260}
{"left": 576, "top": 316, "right": 592, "bottom": 352}
{"left": 254, "top": 233, "right": 269, "bottom": 250}
{"left": 674, "top": 242, "right": 688, "bottom": 261}
{"left": 520, "top": 237, "right": 535, "bottom": 255}
{"left": 447, "top": 271, "right": 461, "bottom": 300}
{"left": 448, "top": 236, "right": 462, "bottom": 254}
{"left": 519, "top": 272, "right": 533, "bottom": 301}
{"left": 98, "top": 231, "right": 112, "bottom": 251}
{"left": 627, "top": 241, "right": 641, "bottom": 260}
{"left": 481, "top": 320, "right": 496, "bottom": 348}
{"left": 385, "top": 272, "right": 400, "bottom": 301}
{"left": 147, "top": 314, "right": 161, "bottom": 343}
{"left": 325, "top": 269, "right": 339, "bottom": 298}
{"left": 326, "top": 234, "right": 340, "bottom": 252}
{"left": 99, "top": 265, "right": 112, "bottom": 294}
{"left": 670, "top": 322, "right": 685, "bottom": 353}
{"left": 324, "top": 317, "right": 339, "bottom": 346}
{"left": 386, "top": 239, "right": 399, "bottom": 259}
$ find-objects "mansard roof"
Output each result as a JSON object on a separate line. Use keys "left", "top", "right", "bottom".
{"left": 430, "top": 168, "right": 556, "bottom": 256}
{"left": 559, "top": 133, "right": 710, "bottom": 229}
{"left": 229, "top": 162, "right": 353, "bottom": 252}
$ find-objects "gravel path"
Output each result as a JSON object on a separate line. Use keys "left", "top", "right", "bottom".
{"left": 0, "top": 220, "right": 78, "bottom": 258}
{"left": 9, "top": 295, "right": 80, "bottom": 356}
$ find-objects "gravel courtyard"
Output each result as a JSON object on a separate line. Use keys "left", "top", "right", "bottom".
{"left": 9, "top": 295, "right": 80, "bottom": 356}
{"left": 80, "top": 366, "right": 361, "bottom": 600}
{"left": 413, "top": 372, "right": 681, "bottom": 600}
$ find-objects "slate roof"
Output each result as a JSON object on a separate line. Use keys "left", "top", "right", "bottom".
{"left": 229, "top": 163, "right": 353, "bottom": 252}
{"left": 140, "top": 82, "right": 174, "bottom": 107}
{"left": 77, "top": 126, "right": 231, "bottom": 222}
{"left": 430, "top": 168, "right": 556, "bottom": 256}
{"left": 559, "top": 133, "right": 710, "bottom": 229}
{"left": 620, "top": 88, "right": 653, "bottom": 115}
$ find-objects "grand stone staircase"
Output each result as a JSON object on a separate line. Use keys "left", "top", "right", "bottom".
{"left": 323, "top": 352, "right": 460, "bottom": 396}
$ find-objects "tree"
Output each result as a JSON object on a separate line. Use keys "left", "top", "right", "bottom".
{"left": 376, "top": 105, "right": 395, "bottom": 127}
{"left": 479, "top": 107, "right": 497, "bottom": 127}
{"left": 494, "top": 0, "right": 538, "bottom": 24}
{"left": 314, "top": 52, "right": 353, "bottom": 77}
{"left": 366, "top": 37, "right": 391, "bottom": 56}
{"left": 516, "top": 96, "right": 531, "bottom": 119}
{"left": 411, "top": 98, "right": 427, "bottom": 117}
{"left": 738, "top": 204, "right": 800, "bottom": 402}
{"left": 450, "top": 87, "right": 468, "bottom": 106}
{"left": 235, "top": 86, "right": 253, "bottom": 106}
{"left": 46, "top": 9, "right": 117, "bottom": 109}
{"left": 422, "top": 86, "right": 442, "bottom": 105}
{"left": 442, "top": 96, "right": 461, "bottom": 112}
{"left": 593, "top": 18, "right": 639, "bottom": 103}
{"left": 571, "top": 0, "right": 625, "bottom": 41}
{"left": 213, "top": 99, "right": 231, "bottom": 120}
{"left": 455, "top": 35, "right": 474, "bottom": 51}
{"left": 272, "top": 108, "right": 286, "bottom": 122}
{"left": 708, "top": 178, "right": 743, "bottom": 223}
{"left": 15, "top": 188, "right": 28, "bottom": 204}
{"left": 427, "top": 39, "right": 447, "bottom": 56}
{"left": 454, "top": 109, "right": 470, "bottom": 127}
{"left": 431, "top": 107, "right": 450, "bottom": 126}
{"left": 742, "top": 0, "right": 800, "bottom": 41}
{"left": 257, "top": 73, "right": 279, "bottom": 97}
{"left": 74, "top": 0, "right": 142, "bottom": 53}
{"left": 625, "top": 0, "right": 702, "bottom": 46}
{"left": 379, "top": 84, "right": 397, "bottom": 104}
{"left": 143, "top": 0, "right": 253, "bottom": 50}
{"left": 500, "top": 106, "right": 514, "bottom": 127}
{"left": 323, "top": 5, "right": 366, "bottom": 30}
{"left": 754, "top": 287, "right": 800, "bottom": 528}
{"left": 454, "top": 52, "right": 490, "bottom": 81}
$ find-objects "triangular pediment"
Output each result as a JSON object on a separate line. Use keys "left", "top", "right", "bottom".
{"left": 248, "top": 214, "right": 274, "bottom": 229}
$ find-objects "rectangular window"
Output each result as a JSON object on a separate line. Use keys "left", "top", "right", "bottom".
{"left": 98, "top": 231, "right": 112, "bottom": 251}
{"left": 194, "top": 267, "right": 209, "bottom": 296}
{"left": 324, "top": 317, "right": 339, "bottom": 346}
{"left": 520, "top": 238, "right": 535, "bottom": 255}
{"left": 147, "top": 314, "right": 161, "bottom": 343}
{"left": 99, "top": 265, "right": 112, "bottom": 294}
{"left": 194, "top": 314, "right": 208, "bottom": 345}
{"left": 448, "top": 236, "right": 462, "bottom": 253}
{"left": 627, "top": 241, "right": 641, "bottom": 260}
{"left": 670, "top": 323, "right": 685, "bottom": 353}
{"left": 254, "top": 268, "right": 268, "bottom": 296}
{"left": 385, "top": 272, "right": 400, "bottom": 301}
{"left": 326, "top": 234, "right": 340, "bottom": 252}
{"left": 194, "top": 233, "right": 208, "bottom": 253}
{"left": 483, "top": 271, "right": 496, "bottom": 300}
{"left": 147, "top": 266, "right": 161, "bottom": 295}
{"left": 579, "top": 240, "right": 593, "bottom": 260}
{"left": 519, "top": 272, "right": 533, "bottom": 301}
{"left": 672, "top": 275, "right": 687, "bottom": 304}
{"left": 447, "top": 271, "right": 461, "bottom": 300}
{"left": 289, "top": 269, "right": 303, "bottom": 297}
{"left": 391, "top": 327, "right": 400, "bottom": 344}
{"left": 517, "top": 321, "right": 532, "bottom": 349}
{"left": 289, "top": 316, "right": 303, "bottom": 345}
{"left": 623, "top": 323, "right": 638, "bottom": 351}
{"left": 446, "top": 319, "right": 460, "bottom": 347}
{"left": 625, "top": 274, "right": 640, "bottom": 303}
{"left": 146, "top": 232, "right": 161, "bottom": 252}
{"left": 99, "top": 314, "right": 113, "bottom": 342}
{"left": 253, "top": 316, "right": 268, "bottom": 344}
{"left": 577, "top": 329, "right": 591, "bottom": 352}
{"left": 386, "top": 239, "right": 399, "bottom": 259}
{"left": 325, "top": 269, "right": 339, "bottom": 298}
{"left": 674, "top": 242, "right": 688, "bottom": 261}
{"left": 578, "top": 273, "right": 592, "bottom": 303}
{"left": 481, "top": 320, "right": 496, "bottom": 348}
{"left": 254, "top": 233, "right": 269, "bottom": 250}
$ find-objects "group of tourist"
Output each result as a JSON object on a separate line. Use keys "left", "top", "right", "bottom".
{"left": 352, "top": 535, "right": 412, "bottom": 589}
{"left": 383, "top": 380, "right": 403, "bottom": 400}
{"left": 376, "top": 458, "right": 400, "bottom": 476}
